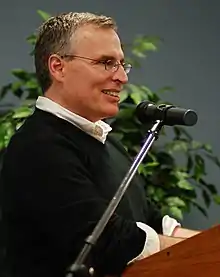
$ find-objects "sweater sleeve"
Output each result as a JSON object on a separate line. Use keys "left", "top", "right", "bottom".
{"left": 30, "top": 143, "right": 146, "bottom": 276}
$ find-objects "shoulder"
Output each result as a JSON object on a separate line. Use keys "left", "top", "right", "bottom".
{"left": 4, "top": 112, "right": 86, "bottom": 169}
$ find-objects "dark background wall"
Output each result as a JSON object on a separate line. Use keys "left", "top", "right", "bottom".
{"left": 0, "top": 0, "right": 220, "bottom": 229}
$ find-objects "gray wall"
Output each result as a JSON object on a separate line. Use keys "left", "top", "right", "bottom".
{"left": 1, "top": 0, "right": 220, "bottom": 229}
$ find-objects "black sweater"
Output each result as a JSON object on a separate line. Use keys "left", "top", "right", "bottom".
{"left": 0, "top": 108, "right": 162, "bottom": 277}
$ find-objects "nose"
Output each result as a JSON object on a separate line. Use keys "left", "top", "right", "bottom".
{"left": 112, "top": 65, "right": 128, "bottom": 84}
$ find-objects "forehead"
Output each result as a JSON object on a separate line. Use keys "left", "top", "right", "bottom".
{"left": 72, "top": 25, "right": 124, "bottom": 59}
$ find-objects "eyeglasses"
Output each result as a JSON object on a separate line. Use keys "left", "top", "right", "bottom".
{"left": 60, "top": 54, "right": 132, "bottom": 74}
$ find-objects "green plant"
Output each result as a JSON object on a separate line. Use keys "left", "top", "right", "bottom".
{"left": 1, "top": 10, "right": 220, "bottom": 221}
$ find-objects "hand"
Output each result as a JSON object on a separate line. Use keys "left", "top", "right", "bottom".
{"left": 172, "top": 227, "right": 201, "bottom": 238}
{"left": 158, "top": 234, "right": 185, "bottom": 250}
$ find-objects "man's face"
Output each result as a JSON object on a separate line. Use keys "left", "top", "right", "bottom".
{"left": 59, "top": 25, "right": 128, "bottom": 122}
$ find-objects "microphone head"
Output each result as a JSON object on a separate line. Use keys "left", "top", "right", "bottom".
{"left": 135, "top": 100, "right": 198, "bottom": 126}
{"left": 182, "top": 109, "right": 198, "bottom": 126}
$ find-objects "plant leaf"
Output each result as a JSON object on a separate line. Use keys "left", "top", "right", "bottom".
{"left": 26, "top": 34, "right": 37, "bottom": 46}
{"left": 176, "top": 179, "right": 194, "bottom": 190}
{"left": 169, "top": 206, "right": 183, "bottom": 220}
{"left": 119, "top": 90, "right": 128, "bottom": 103}
{"left": 213, "top": 194, "right": 220, "bottom": 205}
{"left": 205, "top": 153, "right": 220, "bottom": 168}
{"left": 166, "top": 197, "right": 186, "bottom": 207}
{"left": 191, "top": 201, "right": 208, "bottom": 217}
{"left": 12, "top": 106, "right": 33, "bottom": 119}
{"left": 202, "top": 189, "right": 211, "bottom": 207}
{"left": 11, "top": 69, "right": 30, "bottom": 81}
{"left": 37, "top": 10, "right": 51, "bottom": 21}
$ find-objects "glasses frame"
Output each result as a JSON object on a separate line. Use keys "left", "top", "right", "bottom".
{"left": 60, "top": 54, "right": 132, "bottom": 74}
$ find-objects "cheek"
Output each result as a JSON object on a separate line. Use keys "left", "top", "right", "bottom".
{"left": 64, "top": 65, "right": 110, "bottom": 100}
{"left": 82, "top": 73, "right": 109, "bottom": 98}
{"left": 90, "top": 71, "right": 112, "bottom": 91}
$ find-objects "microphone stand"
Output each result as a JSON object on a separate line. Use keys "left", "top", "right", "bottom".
{"left": 66, "top": 119, "right": 164, "bottom": 277}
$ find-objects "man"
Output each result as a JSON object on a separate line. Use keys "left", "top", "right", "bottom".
{"left": 0, "top": 12, "right": 200, "bottom": 277}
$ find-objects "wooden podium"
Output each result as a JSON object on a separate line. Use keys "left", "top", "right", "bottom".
{"left": 123, "top": 225, "right": 220, "bottom": 277}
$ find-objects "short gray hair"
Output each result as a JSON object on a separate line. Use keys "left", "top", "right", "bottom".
{"left": 34, "top": 12, "right": 117, "bottom": 92}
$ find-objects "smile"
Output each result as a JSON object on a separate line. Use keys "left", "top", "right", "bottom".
{"left": 102, "top": 90, "right": 120, "bottom": 97}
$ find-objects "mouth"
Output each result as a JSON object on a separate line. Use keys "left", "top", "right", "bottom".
{"left": 102, "top": 90, "right": 120, "bottom": 98}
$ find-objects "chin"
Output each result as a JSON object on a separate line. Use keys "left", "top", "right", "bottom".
{"left": 102, "top": 107, "right": 119, "bottom": 119}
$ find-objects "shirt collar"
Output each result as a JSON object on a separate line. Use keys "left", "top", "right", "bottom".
{"left": 36, "top": 96, "right": 112, "bottom": 144}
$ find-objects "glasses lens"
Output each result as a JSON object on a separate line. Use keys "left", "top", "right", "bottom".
{"left": 105, "top": 60, "right": 132, "bottom": 74}
{"left": 105, "top": 60, "right": 116, "bottom": 71}
{"left": 124, "top": 64, "right": 131, "bottom": 74}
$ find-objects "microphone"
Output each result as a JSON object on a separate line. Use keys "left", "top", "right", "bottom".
{"left": 135, "top": 101, "right": 198, "bottom": 126}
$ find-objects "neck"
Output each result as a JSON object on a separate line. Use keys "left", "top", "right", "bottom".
{"left": 44, "top": 89, "right": 102, "bottom": 123}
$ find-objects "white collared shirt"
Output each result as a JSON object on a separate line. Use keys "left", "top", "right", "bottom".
{"left": 36, "top": 96, "right": 112, "bottom": 144}
{"left": 36, "top": 96, "right": 181, "bottom": 261}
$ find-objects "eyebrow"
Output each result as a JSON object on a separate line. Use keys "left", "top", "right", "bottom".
{"left": 98, "top": 55, "right": 125, "bottom": 63}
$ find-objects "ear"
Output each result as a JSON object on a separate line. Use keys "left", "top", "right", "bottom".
{"left": 48, "top": 54, "right": 65, "bottom": 82}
